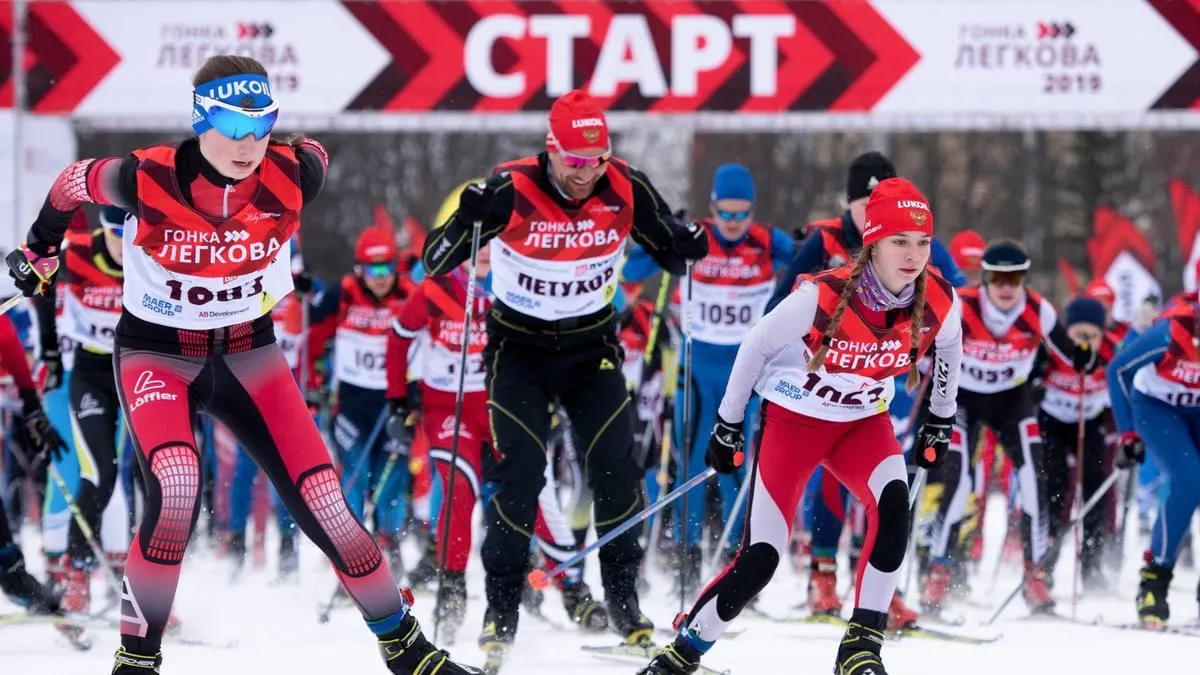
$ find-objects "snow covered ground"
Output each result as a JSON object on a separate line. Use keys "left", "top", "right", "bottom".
{"left": 2, "top": 491, "right": 1198, "bottom": 674}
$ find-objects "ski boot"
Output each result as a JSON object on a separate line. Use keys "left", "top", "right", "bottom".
{"left": 886, "top": 591, "right": 919, "bottom": 630}
{"left": 1021, "top": 563, "right": 1055, "bottom": 614}
{"left": 407, "top": 534, "right": 439, "bottom": 592}
{"left": 807, "top": 556, "right": 843, "bottom": 616}
{"left": 674, "top": 546, "right": 702, "bottom": 599}
{"left": 638, "top": 641, "right": 703, "bottom": 675}
{"left": 0, "top": 544, "right": 62, "bottom": 615}
{"left": 380, "top": 612, "right": 483, "bottom": 675}
{"left": 277, "top": 533, "right": 299, "bottom": 581}
{"left": 834, "top": 609, "right": 890, "bottom": 675}
{"left": 226, "top": 531, "right": 247, "bottom": 578}
{"left": 111, "top": 646, "right": 162, "bottom": 674}
{"left": 436, "top": 571, "right": 468, "bottom": 642}
{"left": 1136, "top": 562, "right": 1172, "bottom": 627}
{"left": 920, "top": 560, "right": 952, "bottom": 613}
{"left": 558, "top": 576, "right": 609, "bottom": 632}
{"left": 608, "top": 593, "right": 654, "bottom": 645}
{"left": 478, "top": 605, "right": 519, "bottom": 675}
{"left": 61, "top": 555, "right": 92, "bottom": 614}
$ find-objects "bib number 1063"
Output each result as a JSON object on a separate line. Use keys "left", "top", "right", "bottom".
{"left": 800, "top": 372, "right": 884, "bottom": 406}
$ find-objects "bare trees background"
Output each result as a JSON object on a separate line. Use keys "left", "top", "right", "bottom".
{"left": 78, "top": 128, "right": 1200, "bottom": 301}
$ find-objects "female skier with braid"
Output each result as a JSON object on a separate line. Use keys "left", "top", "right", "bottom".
{"left": 639, "top": 178, "right": 962, "bottom": 675}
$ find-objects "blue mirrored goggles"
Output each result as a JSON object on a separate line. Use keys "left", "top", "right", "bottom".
{"left": 193, "top": 94, "right": 279, "bottom": 140}
{"left": 358, "top": 262, "right": 397, "bottom": 279}
{"left": 715, "top": 208, "right": 752, "bottom": 221}
{"left": 104, "top": 225, "right": 124, "bottom": 238}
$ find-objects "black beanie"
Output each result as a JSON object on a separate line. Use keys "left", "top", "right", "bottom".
{"left": 1066, "top": 297, "right": 1107, "bottom": 329}
{"left": 847, "top": 152, "right": 897, "bottom": 202}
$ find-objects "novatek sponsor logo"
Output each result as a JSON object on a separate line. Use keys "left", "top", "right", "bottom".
{"left": 153, "top": 231, "right": 284, "bottom": 266}
{"left": 517, "top": 267, "right": 614, "bottom": 297}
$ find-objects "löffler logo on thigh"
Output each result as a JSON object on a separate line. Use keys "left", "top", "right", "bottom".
{"left": 131, "top": 370, "right": 179, "bottom": 412}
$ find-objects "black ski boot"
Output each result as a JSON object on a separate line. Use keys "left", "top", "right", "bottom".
{"left": 478, "top": 605, "right": 519, "bottom": 675}
{"left": 379, "top": 612, "right": 483, "bottom": 675}
{"left": 111, "top": 647, "right": 162, "bottom": 674}
{"left": 277, "top": 533, "right": 299, "bottom": 581}
{"left": 436, "top": 571, "right": 468, "bottom": 641}
{"left": 0, "top": 544, "right": 62, "bottom": 615}
{"left": 407, "top": 534, "right": 439, "bottom": 592}
{"left": 1136, "top": 562, "right": 1172, "bottom": 627}
{"left": 638, "top": 640, "right": 703, "bottom": 675}
{"left": 608, "top": 593, "right": 654, "bottom": 645}
{"left": 558, "top": 577, "right": 609, "bottom": 632}
{"left": 834, "top": 609, "right": 890, "bottom": 675}
{"left": 226, "top": 531, "right": 246, "bottom": 578}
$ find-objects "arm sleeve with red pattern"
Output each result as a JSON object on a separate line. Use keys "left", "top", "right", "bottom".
{"left": 387, "top": 284, "right": 429, "bottom": 399}
{"left": 929, "top": 292, "right": 963, "bottom": 419}
{"left": 0, "top": 315, "right": 36, "bottom": 392}
{"left": 26, "top": 157, "right": 138, "bottom": 257}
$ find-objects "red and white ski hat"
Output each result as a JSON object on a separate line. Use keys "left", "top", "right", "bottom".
{"left": 355, "top": 227, "right": 397, "bottom": 264}
{"left": 862, "top": 178, "right": 933, "bottom": 247}
{"left": 547, "top": 89, "right": 610, "bottom": 153}
{"left": 949, "top": 229, "right": 986, "bottom": 271}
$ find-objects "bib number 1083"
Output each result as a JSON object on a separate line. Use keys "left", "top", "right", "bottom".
{"left": 165, "top": 276, "right": 264, "bottom": 306}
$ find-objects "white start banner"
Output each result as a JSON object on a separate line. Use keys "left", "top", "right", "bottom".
{"left": 6, "top": 0, "right": 1200, "bottom": 119}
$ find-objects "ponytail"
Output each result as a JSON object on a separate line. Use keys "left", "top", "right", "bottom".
{"left": 906, "top": 269, "right": 928, "bottom": 392}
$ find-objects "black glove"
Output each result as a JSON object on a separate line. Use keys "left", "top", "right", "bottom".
{"left": 1071, "top": 341, "right": 1098, "bottom": 373}
{"left": 293, "top": 271, "right": 315, "bottom": 295}
{"left": 41, "top": 349, "right": 63, "bottom": 392}
{"left": 672, "top": 219, "right": 709, "bottom": 261}
{"left": 915, "top": 413, "right": 955, "bottom": 469}
{"left": 705, "top": 414, "right": 745, "bottom": 474}
{"left": 457, "top": 179, "right": 495, "bottom": 225}
{"left": 20, "top": 390, "right": 65, "bottom": 462}
{"left": 385, "top": 398, "right": 413, "bottom": 447}
{"left": 1116, "top": 431, "right": 1146, "bottom": 469}
{"left": 6, "top": 241, "right": 58, "bottom": 297}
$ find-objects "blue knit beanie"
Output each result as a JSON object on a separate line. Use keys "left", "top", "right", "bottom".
{"left": 711, "top": 163, "right": 755, "bottom": 203}
{"left": 1066, "top": 297, "right": 1107, "bottom": 329}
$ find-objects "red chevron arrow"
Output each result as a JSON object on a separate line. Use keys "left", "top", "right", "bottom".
{"left": 826, "top": 0, "right": 919, "bottom": 111}
{"left": 386, "top": 0, "right": 466, "bottom": 110}
{"left": 342, "top": 0, "right": 424, "bottom": 110}
{"left": 738, "top": 0, "right": 832, "bottom": 113}
{"left": 1148, "top": 0, "right": 1200, "bottom": 109}
{"left": 25, "top": 2, "right": 118, "bottom": 112}
{"left": 470, "top": 0, "right": 546, "bottom": 113}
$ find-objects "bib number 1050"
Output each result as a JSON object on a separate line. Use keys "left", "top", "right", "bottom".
{"left": 697, "top": 302, "right": 752, "bottom": 326}
{"left": 165, "top": 276, "right": 264, "bottom": 306}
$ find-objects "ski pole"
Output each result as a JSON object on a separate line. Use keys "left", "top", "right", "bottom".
{"left": 678, "top": 260, "right": 694, "bottom": 615}
{"left": 44, "top": 461, "right": 125, "bottom": 598}
{"left": 433, "top": 220, "right": 483, "bottom": 644}
{"left": 529, "top": 467, "right": 718, "bottom": 590}
{"left": 1071, "top": 376, "right": 1087, "bottom": 619}
{"left": 984, "top": 466, "right": 1125, "bottom": 626}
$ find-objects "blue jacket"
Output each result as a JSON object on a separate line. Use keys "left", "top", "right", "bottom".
{"left": 621, "top": 222, "right": 794, "bottom": 284}
{"left": 1106, "top": 317, "right": 1173, "bottom": 434}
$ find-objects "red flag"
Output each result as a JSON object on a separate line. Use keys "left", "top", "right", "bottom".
{"left": 1087, "top": 206, "right": 1156, "bottom": 278}
{"left": 373, "top": 204, "right": 396, "bottom": 233}
{"left": 1057, "top": 258, "right": 1081, "bottom": 296}
{"left": 1170, "top": 178, "right": 1200, "bottom": 255}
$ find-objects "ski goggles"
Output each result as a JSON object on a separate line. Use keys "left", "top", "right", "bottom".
{"left": 985, "top": 270, "right": 1027, "bottom": 287}
{"left": 357, "top": 262, "right": 397, "bottom": 279}
{"left": 714, "top": 208, "right": 753, "bottom": 221}
{"left": 558, "top": 148, "right": 611, "bottom": 169}
{"left": 192, "top": 94, "right": 279, "bottom": 140}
